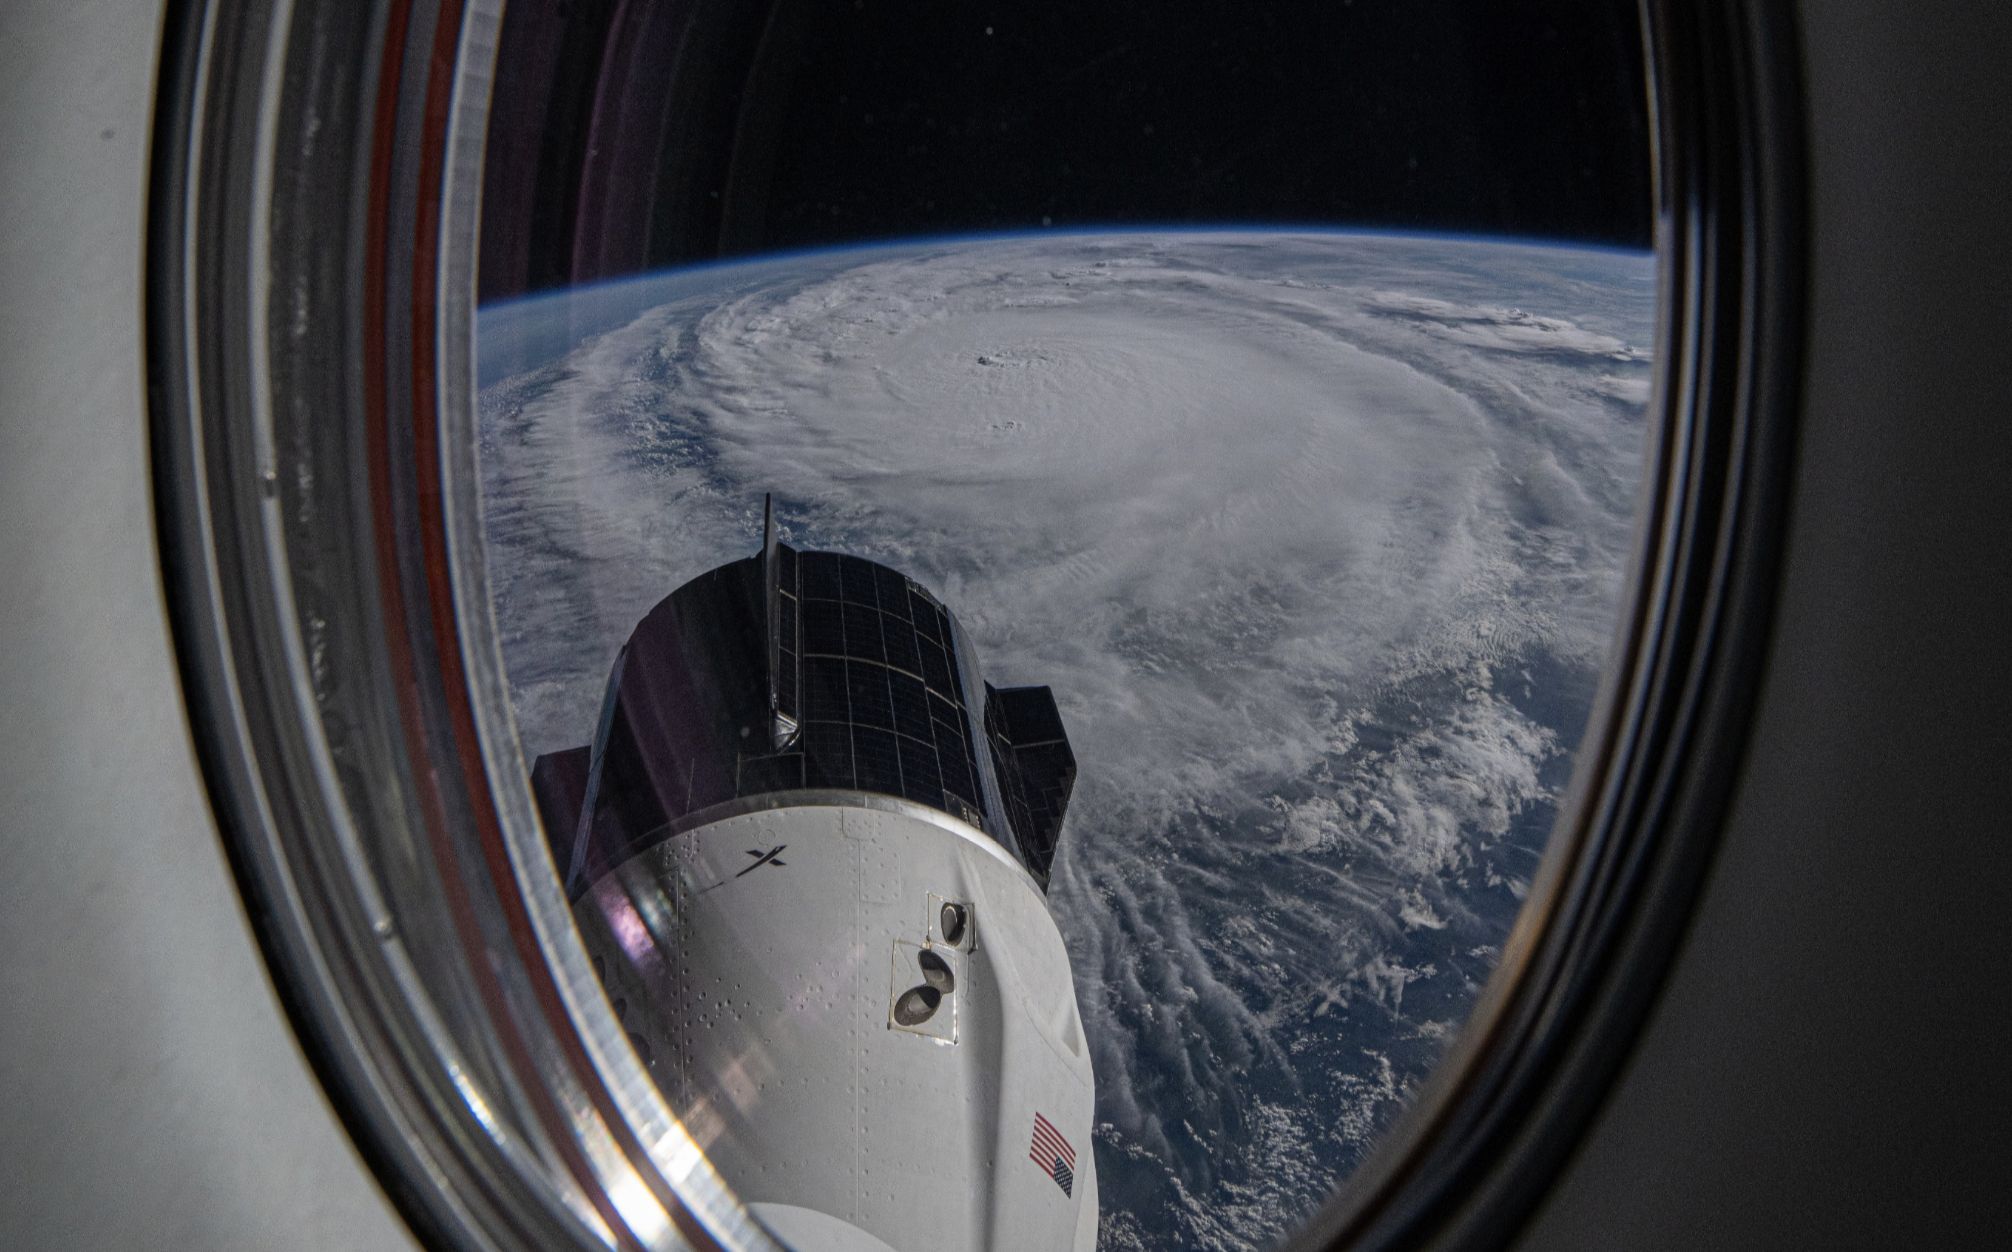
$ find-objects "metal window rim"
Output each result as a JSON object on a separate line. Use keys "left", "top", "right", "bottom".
{"left": 143, "top": 1, "right": 1805, "bottom": 1250}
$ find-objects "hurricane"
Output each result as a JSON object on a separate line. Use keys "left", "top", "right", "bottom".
{"left": 477, "top": 229, "right": 1655, "bottom": 1250}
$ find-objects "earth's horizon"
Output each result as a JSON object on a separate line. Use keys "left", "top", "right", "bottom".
{"left": 476, "top": 226, "right": 1655, "bottom": 1251}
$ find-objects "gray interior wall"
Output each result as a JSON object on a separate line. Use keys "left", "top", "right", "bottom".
{"left": 0, "top": 4, "right": 416, "bottom": 1247}
{"left": 1514, "top": 4, "right": 2011, "bottom": 1246}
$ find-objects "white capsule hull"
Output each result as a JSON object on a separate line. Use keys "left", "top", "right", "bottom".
{"left": 576, "top": 795, "right": 1098, "bottom": 1252}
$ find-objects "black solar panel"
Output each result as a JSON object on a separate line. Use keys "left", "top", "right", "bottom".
{"left": 847, "top": 660, "right": 895, "bottom": 730}
{"left": 883, "top": 616, "right": 923, "bottom": 676}
{"left": 897, "top": 734, "right": 943, "bottom": 805}
{"left": 840, "top": 602, "right": 885, "bottom": 663}
{"left": 839, "top": 554, "right": 880, "bottom": 606}
{"left": 776, "top": 578, "right": 801, "bottom": 717}
{"left": 939, "top": 750, "right": 976, "bottom": 809}
{"left": 553, "top": 542, "right": 1070, "bottom": 897}
{"left": 888, "top": 671, "right": 932, "bottom": 741}
{"left": 800, "top": 550, "right": 842, "bottom": 600}
{"left": 981, "top": 684, "right": 1077, "bottom": 885}
{"left": 801, "top": 599, "right": 845, "bottom": 656}
{"left": 779, "top": 594, "right": 799, "bottom": 648}
{"left": 909, "top": 590, "right": 941, "bottom": 641}
{"left": 801, "top": 724, "right": 855, "bottom": 789}
{"left": 801, "top": 655, "right": 849, "bottom": 722}
{"left": 918, "top": 637, "right": 955, "bottom": 695}
{"left": 874, "top": 564, "right": 910, "bottom": 618}
{"left": 851, "top": 726, "right": 904, "bottom": 794}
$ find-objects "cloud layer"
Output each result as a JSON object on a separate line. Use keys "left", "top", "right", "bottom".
{"left": 477, "top": 231, "right": 1655, "bottom": 1249}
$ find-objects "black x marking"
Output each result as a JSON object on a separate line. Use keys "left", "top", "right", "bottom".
{"left": 735, "top": 845, "right": 788, "bottom": 877}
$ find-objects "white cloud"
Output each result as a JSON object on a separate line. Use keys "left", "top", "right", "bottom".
{"left": 478, "top": 231, "right": 1652, "bottom": 1249}
{"left": 1360, "top": 289, "right": 1650, "bottom": 361}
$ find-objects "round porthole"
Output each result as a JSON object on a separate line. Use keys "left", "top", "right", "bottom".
{"left": 148, "top": 0, "right": 1801, "bottom": 1248}
{"left": 917, "top": 950, "right": 955, "bottom": 996}
{"left": 939, "top": 903, "right": 968, "bottom": 948}
{"left": 893, "top": 986, "right": 944, "bottom": 1028}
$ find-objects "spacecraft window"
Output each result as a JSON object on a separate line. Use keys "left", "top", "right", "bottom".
{"left": 918, "top": 949, "right": 955, "bottom": 995}
{"left": 147, "top": 0, "right": 1801, "bottom": 1250}
{"left": 940, "top": 902, "right": 968, "bottom": 947}
{"left": 895, "top": 986, "right": 944, "bottom": 1028}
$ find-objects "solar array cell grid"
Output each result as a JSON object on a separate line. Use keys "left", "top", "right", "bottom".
{"left": 918, "top": 636, "right": 954, "bottom": 696}
{"left": 928, "top": 689, "right": 963, "bottom": 728}
{"left": 847, "top": 661, "right": 895, "bottom": 730}
{"left": 801, "top": 656, "right": 848, "bottom": 722}
{"left": 802, "top": 598, "right": 844, "bottom": 656}
{"left": 930, "top": 713, "right": 965, "bottom": 755}
{"left": 888, "top": 672, "right": 931, "bottom": 741}
{"left": 779, "top": 593, "right": 799, "bottom": 650}
{"left": 841, "top": 602, "right": 885, "bottom": 663}
{"left": 897, "top": 735, "right": 943, "bottom": 803}
{"left": 839, "top": 554, "right": 880, "bottom": 607}
{"left": 938, "top": 743, "right": 976, "bottom": 808}
{"left": 852, "top": 726, "right": 904, "bottom": 794}
{"left": 801, "top": 550, "right": 842, "bottom": 600}
{"left": 629, "top": 549, "right": 994, "bottom": 837}
{"left": 883, "top": 616, "right": 923, "bottom": 676}
{"left": 801, "top": 724, "right": 855, "bottom": 789}
{"left": 909, "top": 590, "right": 940, "bottom": 641}
{"left": 569, "top": 547, "right": 1063, "bottom": 900}
{"left": 874, "top": 564, "right": 909, "bottom": 618}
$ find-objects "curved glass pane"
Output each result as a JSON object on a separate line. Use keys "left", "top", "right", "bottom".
{"left": 472, "top": 4, "right": 1656, "bottom": 1248}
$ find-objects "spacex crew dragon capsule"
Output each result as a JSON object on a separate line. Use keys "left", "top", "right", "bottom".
{"left": 530, "top": 499, "right": 1098, "bottom": 1251}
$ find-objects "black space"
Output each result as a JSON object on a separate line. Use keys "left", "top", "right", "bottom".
{"left": 480, "top": 0, "right": 1653, "bottom": 303}
{"left": 755, "top": 2, "right": 1651, "bottom": 248}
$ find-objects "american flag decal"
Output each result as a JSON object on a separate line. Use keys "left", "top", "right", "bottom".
{"left": 1030, "top": 1111, "right": 1076, "bottom": 1197}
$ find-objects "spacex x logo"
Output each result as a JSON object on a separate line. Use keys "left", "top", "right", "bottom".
{"left": 735, "top": 845, "right": 788, "bottom": 877}
{"left": 698, "top": 845, "right": 788, "bottom": 895}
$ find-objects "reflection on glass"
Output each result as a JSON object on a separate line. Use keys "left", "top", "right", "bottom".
{"left": 477, "top": 227, "right": 1654, "bottom": 1248}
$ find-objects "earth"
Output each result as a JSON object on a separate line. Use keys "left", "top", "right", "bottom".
{"left": 475, "top": 229, "right": 1655, "bottom": 1251}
